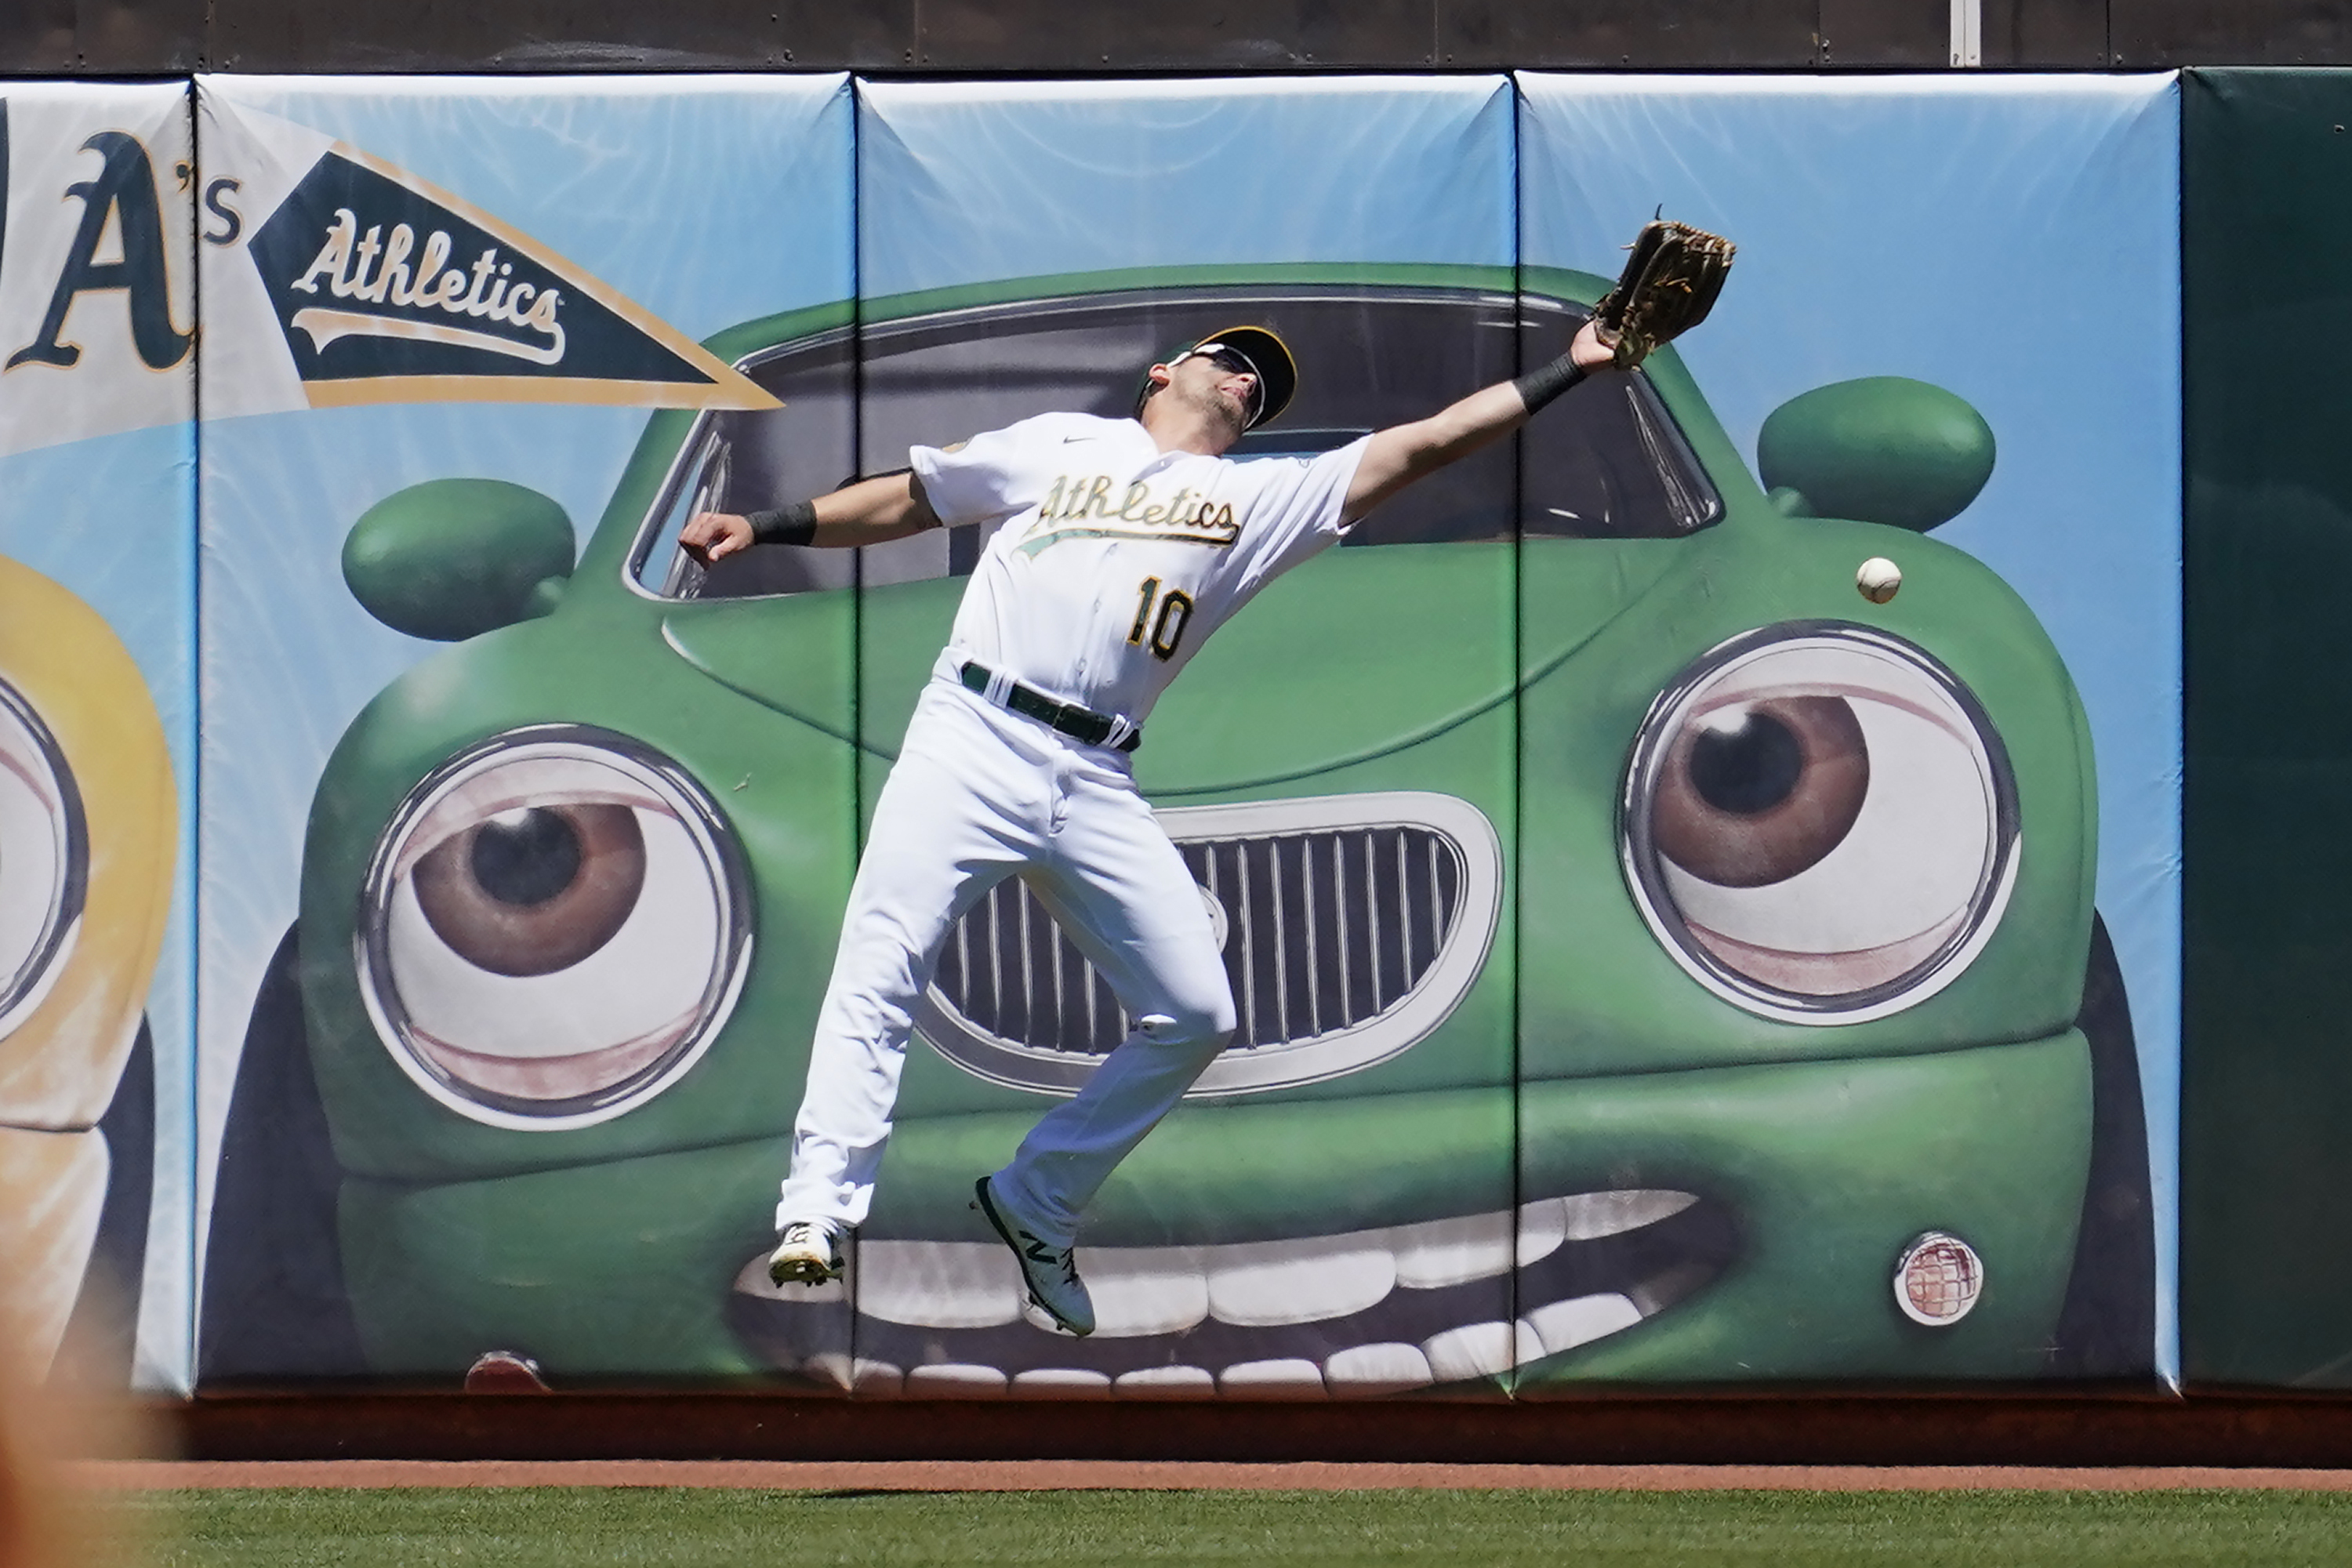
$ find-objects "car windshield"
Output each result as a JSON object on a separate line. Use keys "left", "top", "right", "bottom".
{"left": 631, "top": 290, "right": 1722, "bottom": 603}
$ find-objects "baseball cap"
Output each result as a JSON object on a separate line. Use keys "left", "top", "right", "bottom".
{"left": 1133, "top": 325, "right": 1298, "bottom": 430}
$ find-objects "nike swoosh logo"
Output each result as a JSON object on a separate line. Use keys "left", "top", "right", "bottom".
{"left": 1062, "top": 435, "right": 1092, "bottom": 443}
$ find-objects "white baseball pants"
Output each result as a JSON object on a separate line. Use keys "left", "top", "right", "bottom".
{"left": 775, "top": 671, "right": 1236, "bottom": 1249}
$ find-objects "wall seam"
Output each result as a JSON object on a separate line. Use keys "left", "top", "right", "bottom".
{"left": 1505, "top": 70, "right": 1525, "bottom": 1403}
{"left": 847, "top": 71, "right": 868, "bottom": 1392}
{"left": 180, "top": 72, "right": 203, "bottom": 1396}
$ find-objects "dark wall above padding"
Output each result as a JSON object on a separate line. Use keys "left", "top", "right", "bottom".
{"left": 7, "top": 0, "right": 2352, "bottom": 74}
{"left": 3, "top": 0, "right": 205, "bottom": 73}
{"left": 203, "top": 0, "right": 911, "bottom": 71}
{"left": 0, "top": 0, "right": 75, "bottom": 74}
{"left": 1980, "top": 0, "right": 2113, "bottom": 66}
{"left": 1436, "top": 0, "right": 1819, "bottom": 67}
{"left": 2114, "top": 0, "right": 2352, "bottom": 64}
{"left": 917, "top": 0, "right": 1441, "bottom": 70}
{"left": 1816, "top": 0, "right": 1949, "bottom": 66}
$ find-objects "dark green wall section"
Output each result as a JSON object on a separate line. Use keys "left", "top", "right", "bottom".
{"left": 2183, "top": 68, "right": 2352, "bottom": 1386}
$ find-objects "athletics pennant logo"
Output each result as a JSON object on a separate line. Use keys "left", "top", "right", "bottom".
{"left": 260, "top": 158, "right": 585, "bottom": 376}
{"left": 199, "top": 96, "right": 774, "bottom": 417}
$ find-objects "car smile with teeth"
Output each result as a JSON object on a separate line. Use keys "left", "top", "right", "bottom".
{"left": 727, "top": 1189, "right": 1730, "bottom": 1397}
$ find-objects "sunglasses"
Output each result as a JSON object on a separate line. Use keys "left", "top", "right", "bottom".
{"left": 1176, "top": 343, "right": 1265, "bottom": 419}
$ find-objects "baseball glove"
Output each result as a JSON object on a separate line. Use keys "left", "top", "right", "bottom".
{"left": 1591, "top": 220, "right": 1736, "bottom": 370}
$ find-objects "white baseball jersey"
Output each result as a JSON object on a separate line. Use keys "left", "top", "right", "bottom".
{"left": 911, "top": 412, "right": 1372, "bottom": 726}
{"left": 779, "top": 410, "right": 1371, "bottom": 1247}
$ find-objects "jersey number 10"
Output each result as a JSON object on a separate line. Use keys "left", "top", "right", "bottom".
{"left": 1127, "top": 577, "right": 1195, "bottom": 662}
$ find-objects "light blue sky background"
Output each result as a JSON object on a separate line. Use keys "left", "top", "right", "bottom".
{"left": 207, "top": 74, "right": 856, "bottom": 343}
{"left": 192, "top": 75, "right": 856, "bottom": 1295}
{"left": 1520, "top": 72, "right": 2183, "bottom": 1380}
{"left": 860, "top": 78, "right": 1517, "bottom": 293}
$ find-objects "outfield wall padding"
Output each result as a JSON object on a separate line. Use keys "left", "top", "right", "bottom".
{"left": 0, "top": 72, "right": 2190, "bottom": 1403}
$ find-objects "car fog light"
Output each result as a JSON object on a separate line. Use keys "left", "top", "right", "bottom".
{"left": 1893, "top": 1231, "right": 1981, "bottom": 1327}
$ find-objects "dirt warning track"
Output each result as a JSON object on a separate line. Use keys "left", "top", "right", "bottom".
{"left": 66, "top": 1461, "right": 2352, "bottom": 1492}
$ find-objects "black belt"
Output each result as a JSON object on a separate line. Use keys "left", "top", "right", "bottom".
{"left": 960, "top": 661, "right": 1142, "bottom": 753}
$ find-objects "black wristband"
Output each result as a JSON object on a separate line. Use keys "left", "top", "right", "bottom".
{"left": 745, "top": 499, "right": 818, "bottom": 546}
{"left": 1512, "top": 354, "right": 1588, "bottom": 416}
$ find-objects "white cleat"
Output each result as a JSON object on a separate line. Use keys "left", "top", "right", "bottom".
{"left": 973, "top": 1176, "right": 1094, "bottom": 1337}
{"left": 768, "top": 1220, "right": 844, "bottom": 1287}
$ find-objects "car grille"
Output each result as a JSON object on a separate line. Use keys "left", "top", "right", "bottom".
{"left": 917, "top": 792, "right": 1501, "bottom": 1096}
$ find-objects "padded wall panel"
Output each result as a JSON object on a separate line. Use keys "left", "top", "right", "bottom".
{"left": 0, "top": 82, "right": 196, "bottom": 1392}
{"left": 2180, "top": 67, "right": 2352, "bottom": 1388}
{"left": 844, "top": 77, "right": 1522, "bottom": 1403}
{"left": 192, "top": 74, "right": 858, "bottom": 1386}
{"left": 1514, "top": 74, "right": 2180, "bottom": 1390}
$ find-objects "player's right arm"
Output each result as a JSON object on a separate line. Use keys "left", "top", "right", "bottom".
{"left": 683, "top": 470, "right": 942, "bottom": 562}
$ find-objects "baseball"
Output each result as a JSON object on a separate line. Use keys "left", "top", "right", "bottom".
{"left": 1857, "top": 556, "right": 1902, "bottom": 604}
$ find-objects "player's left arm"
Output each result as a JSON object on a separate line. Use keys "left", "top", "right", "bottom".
{"left": 1341, "top": 318, "right": 1616, "bottom": 525}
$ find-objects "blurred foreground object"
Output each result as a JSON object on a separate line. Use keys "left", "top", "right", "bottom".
{"left": 0, "top": 1322, "right": 161, "bottom": 1568}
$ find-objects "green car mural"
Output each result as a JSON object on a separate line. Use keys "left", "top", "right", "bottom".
{"left": 200, "top": 266, "right": 2151, "bottom": 1393}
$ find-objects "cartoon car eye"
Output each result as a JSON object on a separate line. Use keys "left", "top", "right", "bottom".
{"left": 0, "top": 679, "right": 88, "bottom": 1042}
{"left": 1621, "top": 622, "right": 2020, "bottom": 1024}
{"left": 356, "top": 725, "right": 751, "bottom": 1129}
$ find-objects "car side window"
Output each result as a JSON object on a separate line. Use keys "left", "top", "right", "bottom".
{"left": 630, "top": 330, "right": 858, "bottom": 601}
{"left": 1511, "top": 299, "right": 1722, "bottom": 542}
{"left": 637, "top": 427, "right": 728, "bottom": 598}
{"left": 630, "top": 292, "right": 1723, "bottom": 601}
{"left": 1509, "top": 373, "right": 1723, "bottom": 542}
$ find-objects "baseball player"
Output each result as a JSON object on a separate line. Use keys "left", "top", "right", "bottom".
{"left": 685, "top": 315, "right": 1622, "bottom": 1337}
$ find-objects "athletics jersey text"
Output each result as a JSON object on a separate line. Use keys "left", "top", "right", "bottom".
{"left": 909, "top": 411, "right": 1370, "bottom": 728}
{"left": 1020, "top": 473, "right": 1240, "bottom": 555}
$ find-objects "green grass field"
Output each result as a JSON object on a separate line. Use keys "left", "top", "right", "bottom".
{"left": 121, "top": 1486, "right": 2352, "bottom": 1566}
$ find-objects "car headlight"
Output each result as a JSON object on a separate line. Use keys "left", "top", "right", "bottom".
{"left": 356, "top": 725, "right": 752, "bottom": 1129}
{"left": 0, "top": 679, "right": 87, "bottom": 1042}
{"left": 1621, "top": 622, "right": 2019, "bottom": 1024}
